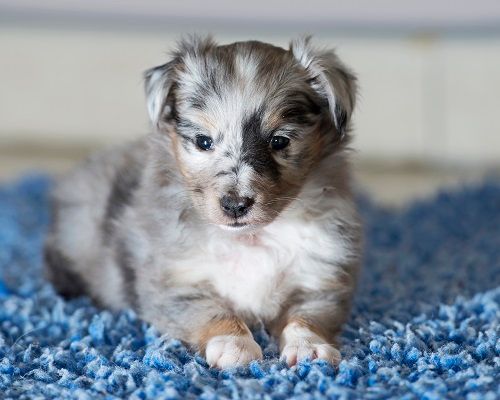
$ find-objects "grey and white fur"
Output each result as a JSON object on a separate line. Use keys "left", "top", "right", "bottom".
{"left": 45, "top": 36, "right": 361, "bottom": 368}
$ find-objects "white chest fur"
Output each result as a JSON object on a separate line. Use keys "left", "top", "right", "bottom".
{"left": 209, "top": 234, "right": 292, "bottom": 320}
{"left": 168, "top": 214, "right": 350, "bottom": 321}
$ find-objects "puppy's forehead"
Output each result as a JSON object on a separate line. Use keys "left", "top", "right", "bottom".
{"left": 176, "top": 43, "right": 302, "bottom": 132}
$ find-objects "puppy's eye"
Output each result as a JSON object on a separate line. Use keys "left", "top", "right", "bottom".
{"left": 195, "top": 135, "right": 213, "bottom": 151}
{"left": 270, "top": 136, "right": 290, "bottom": 151}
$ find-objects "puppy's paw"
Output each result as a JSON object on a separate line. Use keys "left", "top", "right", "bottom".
{"left": 280, "top": 322, "right": 341, "bottom": 367}
{"left": 205, "top": 334, "right": 263, "bottom": 368}
{"left": 281, "top": 341, "right": 341, "bottom": 366}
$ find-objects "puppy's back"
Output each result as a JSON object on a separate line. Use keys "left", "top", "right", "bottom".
{"left": 44, "top": 139, "right": 146, "bottom": 301}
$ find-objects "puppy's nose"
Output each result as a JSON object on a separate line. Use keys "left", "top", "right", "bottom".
{"left": 220, "top": 193, "right": 254, "bottom": 218}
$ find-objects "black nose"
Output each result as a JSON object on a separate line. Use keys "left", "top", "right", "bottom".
{"left": 220, "top": 193, "right": 254, "bottom": 218}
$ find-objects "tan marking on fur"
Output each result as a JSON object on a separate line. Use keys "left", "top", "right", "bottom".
{"left": 322, "top": 269, "right": 355, "bottom": 294}
{"left": 264, "top": 111, "right": 284, "bottom": 131}
{"left": 169, "top": 130, "right": 191, "bottom": 180}
{"left": 195, "top": 112, "right": 217, "bottom": 133}
{"left": 286, "top": 316, "right": 334, "bottom": 344}
{"left": 307, "top": 130, "right": 330, "bottom": 164}
{"left": 196, "top": 316, "right": 250, "bottom": 354}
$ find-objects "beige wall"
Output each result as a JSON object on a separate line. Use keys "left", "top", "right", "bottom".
{"left": 1, "top": 25, "right": 499, "bottom": 165}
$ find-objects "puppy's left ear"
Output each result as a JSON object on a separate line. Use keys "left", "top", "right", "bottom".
{"left": 290, "top": 37, "right": 357, "bottom": 138}
{"left": 144, "top": 59, "right": 178, "bottom": 129}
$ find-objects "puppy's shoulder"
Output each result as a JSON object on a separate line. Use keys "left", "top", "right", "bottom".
{"left": 52, "top": 137, "right": 148, "bottom": 202}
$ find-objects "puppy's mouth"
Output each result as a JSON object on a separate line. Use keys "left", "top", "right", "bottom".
{"left": 216, "top": 218, "right": 269, "bottom": 233}
{"left": 219, "top": 221, "right": 250, "bottom": 231}
{"left": 229, "top": 222, "right": 247, "bottom": 228}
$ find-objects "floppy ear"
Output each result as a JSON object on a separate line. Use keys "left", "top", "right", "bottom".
{"left": 143, "top": 60, "right": 178, "bottom": 129}
{"left": 290, "top": 37, "right": 357, "bottom": 138}
{"left": 144, "top": 36, "right": 217, "bottom": 130}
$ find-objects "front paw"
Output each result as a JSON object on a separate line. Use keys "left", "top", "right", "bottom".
{"left": 205, "top": 334, "right": 263, "bottom": 368}
{"left": 280, "top": 322, "right": 341, "bottom": 366}
{"left": 281, "top": 341, "right": 341, "bottom": 366}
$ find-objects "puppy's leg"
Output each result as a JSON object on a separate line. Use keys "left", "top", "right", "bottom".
{"left": 279, "top": 316, "right": 341, "bottom": 367}
{"left": 200, "top": 316, "right": 263, "bottom": 368}
{"left": 276, "top": 286, "right": 354, "bottom": 367}
{"left": 142, "top": 287, "right": 262, "bottom": 368}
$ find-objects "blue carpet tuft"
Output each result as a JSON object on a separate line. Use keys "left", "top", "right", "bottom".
{"left": 0, "top": 175, "right": 499, "bottom": 399}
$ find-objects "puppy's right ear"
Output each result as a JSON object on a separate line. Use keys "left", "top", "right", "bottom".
{"left": 144, "top": 60, "right": 178, "bottom": 129}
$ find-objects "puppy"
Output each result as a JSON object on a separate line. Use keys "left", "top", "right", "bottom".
{"left": 44, "top": 36, "right": 361, "bottom": 368}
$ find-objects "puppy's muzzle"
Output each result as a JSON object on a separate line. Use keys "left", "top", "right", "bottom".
{"left": 220, "top": 193, "right": 255, "bottom": 218}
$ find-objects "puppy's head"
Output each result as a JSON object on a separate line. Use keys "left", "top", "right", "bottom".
{"left": 144, "top": 36, "right": 356, "bottom": 231}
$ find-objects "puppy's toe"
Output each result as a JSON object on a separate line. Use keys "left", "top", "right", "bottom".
{"left": 281, "top": 341, "right": 341, "bottom": 367}
{"left": 205, "top": 334, "right": 263, "bottom": 369}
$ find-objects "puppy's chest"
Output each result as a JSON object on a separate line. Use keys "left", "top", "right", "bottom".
{"left": 189, "top": 223, "right": 330, "bottom": 321}
{"left": 162, "top": 218, "right": 341, "bottom": 321}
{"left": 208, "top": 239, "right": 294, "bottom": 320}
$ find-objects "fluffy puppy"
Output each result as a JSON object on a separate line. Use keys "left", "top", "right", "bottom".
{"left": 44, "top": 36, "right": 361, "bottom": 368}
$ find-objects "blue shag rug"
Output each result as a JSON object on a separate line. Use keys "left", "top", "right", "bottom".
{"left": 0, "top": 175, "right": 499, "bottom": 399}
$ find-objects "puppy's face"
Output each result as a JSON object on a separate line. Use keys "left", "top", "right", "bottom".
{"left": 145, "top": 37, "right": 356, "bottom": 231}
